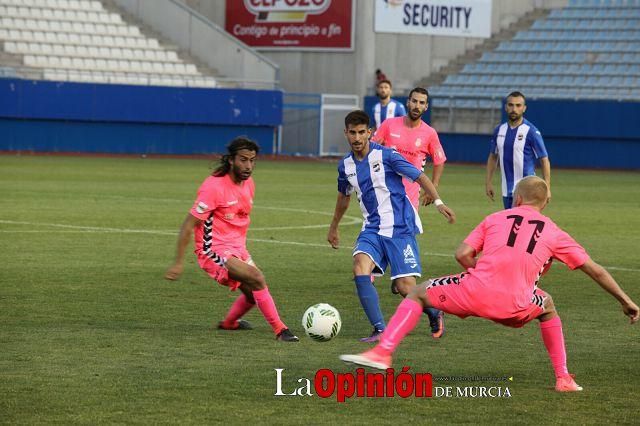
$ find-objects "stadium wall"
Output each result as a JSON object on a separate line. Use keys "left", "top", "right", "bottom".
{"left": 184, "top": 0, "right": 568, "bottom": 98}
{"left": 0, "top": 78, "right": 282, "bottom": 155}
{"left": 363, "top": 96, "right": 640, "bottom": 170}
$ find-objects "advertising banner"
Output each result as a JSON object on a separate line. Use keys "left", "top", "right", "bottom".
{"left": 374, "top": 0, "right": 492, "bottom": 38}
{"left": 226, "top": 0, "right": 354, "bottom": 51}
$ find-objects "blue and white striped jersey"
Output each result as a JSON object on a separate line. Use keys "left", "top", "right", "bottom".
{"left": 370, "top": 99, "right": 406, "bottom": 129}
{"left": 490, "top": 118, "right": 548, "bottom": 198}
{"left": 337, "top": 143, "right": 423, "bottom": 238}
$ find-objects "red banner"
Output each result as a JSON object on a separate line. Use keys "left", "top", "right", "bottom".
{"left": 225, "top": 0, "right": 354, "bottom": 51}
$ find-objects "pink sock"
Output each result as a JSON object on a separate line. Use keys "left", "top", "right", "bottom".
{"left": 374, "top": 298, "right": 423, "bottom": 356}
{"left": 252, "top": 287, "right": 286, "bottom": 335}
{"left": 222, "top": 293, "right": 254, "bottom": 326}
{"left": 539, "top": 316, "right": 569, "bottom": 378}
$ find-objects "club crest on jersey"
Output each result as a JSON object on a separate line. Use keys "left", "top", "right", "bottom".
{"left": 517, "top": 134, "right": 524, "bottom": 141}
{"left": 196, "top": 201, "right": 208, "bottom": 214}
{"left": 415, "top": 138, "right": 422, "bottom": 147}
{"left": 372, "top": 162, "right": 381, "bottom": 173}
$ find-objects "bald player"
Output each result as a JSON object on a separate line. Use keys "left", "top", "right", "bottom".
{"left": 341, "top": 176, "right": 639, "bottom": 392}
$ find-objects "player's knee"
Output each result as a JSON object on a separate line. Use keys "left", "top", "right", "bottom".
{"left": 408, "top": 283, "right": 429, "bottom": 308}
{"left": 393, "top": 277, "right": 417, "bottom": 296}
{"left": 407, "top": 284, "right": 422, "bottom": 301}
{"left": 353, "top": 266, "right": 369, "bottom": 276}
{"left": 352, "top": 254, "right": 374, "bottom": 276}
{"left": 543, "top": 294, "right": 556, "bottom": 313}
{"left": 394, "top": 279, "right": 414, "bottom": 296}
{"left": 243, "top": 268, "right": 266, "bottom": 290}
{"left": 538, "top": 294, "right": 557, "bottom": 321}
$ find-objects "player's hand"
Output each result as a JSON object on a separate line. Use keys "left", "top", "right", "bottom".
{"left": 165, "top": 263, "right": 183, "bottom": 281}
{"left": 622, "top": 300, "right": 640, "bottom": 324}
{"left": 485, "top": 184, "right": 495, "bottom": 201}
{"left": 546, "top": 188, "right": 552, "bottom": 204}
{"left": 420, "top": 191, "right": 434, "bottom": 206}
{"left": 327, "top": 229, "right": 340, "bottom": 249}
{"left": 437, "top": 204, "right": 456, "bottom": 224}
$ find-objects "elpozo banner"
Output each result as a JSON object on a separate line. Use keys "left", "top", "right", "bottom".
{"left": 226, "top": 0, "right": 354, "bottom": 51}
{"left": 375, "top": 0, "right": 492, "bottom": 38}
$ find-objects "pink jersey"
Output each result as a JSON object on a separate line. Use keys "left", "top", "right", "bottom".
{"left": 372, "top": 116, "right": 446, "bottom": 206}
{"left": 189, "top": 174, "right": 255, "bottom": 258}
{"left": 462, "top": 205, "right": 589, "bottom": 314}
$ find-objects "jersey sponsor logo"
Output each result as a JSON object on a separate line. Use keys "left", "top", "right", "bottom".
{"left": 394, "top": 147, "right": 418, "bottom": 158}
{"left": 196, "top": 201, "right": 209, "bottom": 214}
{"left": 372, "top": 161, "right": 381, "bottom": 172}
{"left": 517, "top": 134, "right": 524, "bottom": 141}
{"left": 403, "top": 244, "right": 417, "bottom": 265}
{"left": 403, "top": 244, "right": 415, "bottom": 258}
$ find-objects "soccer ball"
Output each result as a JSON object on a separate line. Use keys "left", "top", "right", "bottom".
{"left": 301, "top": 303, "right": 342, "bottom": 342}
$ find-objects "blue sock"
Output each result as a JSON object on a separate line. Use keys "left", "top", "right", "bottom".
{"left": 354, "top": 275, "right": 385, "bottom": 331}
{"left": 424, "top": 307, "right": 441, "bottom": 321}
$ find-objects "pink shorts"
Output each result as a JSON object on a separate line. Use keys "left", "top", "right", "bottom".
{"left": 425, "top": 273, "right": 547, "bottom": 328}
{"left": 197, "top": 247, "right": 254, "bottom": 291}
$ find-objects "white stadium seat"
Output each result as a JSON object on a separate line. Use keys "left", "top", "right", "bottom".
{"left": 163, "top": 63, "right": 176, "bottom": 74}
{"left": 59, "top": 56, "right": 72, "bottom": 69}
{"left": 3, "top": 0, "right": 210, "bottom": 87}
{"left": 5, "top": 41, "right": 18, "bottom": 53}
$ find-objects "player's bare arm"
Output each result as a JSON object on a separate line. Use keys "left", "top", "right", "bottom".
{"left": 421, "top": 163, "right": 445, "bottom": 205}
{"left": 327, "top": 192, "right": 351, "bottom": 249}
{"left": 579, "top": 259, "right": 640, "bottom": 324}
{"left": 165, "top": 213, "right": 201, "bottom": 280}
{"left": 455, "top": 243, "right": 477, "bottom": 270}
{"left": 485, "top": 153, "right": 499, "bottom": 201}
{"left": 540, "top": 156, "right": 552, "bottom": 202}
{"left": 415, "top": 173, "right": 455, "bottom": 223}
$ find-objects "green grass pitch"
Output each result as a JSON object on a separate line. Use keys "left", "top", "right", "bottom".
{"left": 1, "top": 155, "right": 639, "bottom": 424}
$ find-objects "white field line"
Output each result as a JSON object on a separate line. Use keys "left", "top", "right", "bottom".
{"left": 0, "top": 219, "right": 638, "bottom": 273}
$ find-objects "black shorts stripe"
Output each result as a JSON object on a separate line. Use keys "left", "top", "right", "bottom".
{"left": 202, "top": 216, "right": 225, "bottom": 266}
{"left": 425, "top": 272, "right": 468, "bottom": 289}
{"left": 531, "top": 291, "right": 546, "bottom": 308}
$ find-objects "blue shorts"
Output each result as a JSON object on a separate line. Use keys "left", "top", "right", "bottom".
{"left": 353, "top": 232, "right": 421, "bottom": 280}
{"left": 503, "top": 196, "right": 513, "bottom": 210}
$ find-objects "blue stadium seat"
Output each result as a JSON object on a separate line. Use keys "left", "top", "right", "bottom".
{"left": 573, "top": 75, "right": 588, "bottom": 87}
{"left": 531, "top": 21, "right": 545, "bottom": 30}
{"left": 431, "top": 0, "right": 640, "bottom": 103}
{"left": 466, "top": 74, "right": 481, "bottom": 85}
